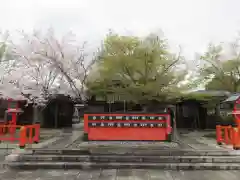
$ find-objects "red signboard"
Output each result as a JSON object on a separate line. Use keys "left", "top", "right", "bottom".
{"left": 84, "top": 113, "right": 172, "bottom": 141}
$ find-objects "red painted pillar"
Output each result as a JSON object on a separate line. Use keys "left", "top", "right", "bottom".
{"left": 11, "top": 113, "right": 17, "bottom": 125}
{"left": 233, "top": 100, "right": 240, "bottom": 128}
{"left": 7, "top": 98, "right": 11, "bottom": 109}
{"left": 7, "top": 99, "right": 13, "bottom": 123}
{"left": 229, "top": 126, "right": 234, "bottom": 144}
{"left": 9, "top": 112, "right": 17, "bottom": 134}
{"left": 232, "top": 127, "right": 240, "bottom": 150}
{"left": 19, "top": 126, "right": 27, "bottom": 149}
{"left": 236, "top": 118, "right": 240, "bottom": 128}
{"left": 33, "top": 124, "right": 40, "bottom": 143}
{"left": 224, "top": 126, "right": 230, "bottom": 145}
{"left": 7, "top": 99, "right": 18, "bottom": 134}
{"left": 216, "top": 125, "right": 222, "bottom": 145}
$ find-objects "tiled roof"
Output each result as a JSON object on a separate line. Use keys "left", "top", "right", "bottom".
{"left": 192, "top": 90, "right": 231, "bottom": 96}
{"left": 223, "top": 93, "right": 240, "bottom": 102}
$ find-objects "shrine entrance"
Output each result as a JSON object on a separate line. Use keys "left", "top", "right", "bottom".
{"left": 175, "top": 100, "right": 207, "bottom": 129}
{"left": 42, "top": 95, "right": 74, "bottom": 128}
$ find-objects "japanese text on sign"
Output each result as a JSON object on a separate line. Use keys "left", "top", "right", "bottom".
{"left": 88, "top": 115, "right": 166, "bottom": 120}
{"left": 88, "top": 122, "right": 165, "bottom": 128}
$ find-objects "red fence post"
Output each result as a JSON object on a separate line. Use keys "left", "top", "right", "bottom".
{"left": 228, "top": 126, "right": 234, "bottom": 144}
{"left": 33, "top": 124, "right": 40, "bottom": 144}
{"left": 224, "top": 126, "right": 230, "bottom": 144}
{"left": 3, "top": 124, "right": 7, "bottom": 134}
{"left": 232, "top": 127, "right": 240, "bottom": 150}
{"left": 28, "top": 125, "right": 33, "bottom": 143}
{"left": 8, "top": 121, "right": 16, "bottom": 136}
{"left": 19, "top": 126, "right": 27, "bottom": 149}
{"left": 0, "top": 124, "right": 4, "bottom": 135}
{"left": 216, "top": 125, "right": 222, "bottom": 145}
{"left": 11, "top": 113, "right": 17, "bottom": 134}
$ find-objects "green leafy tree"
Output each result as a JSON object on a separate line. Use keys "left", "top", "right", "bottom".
{"left": 194, "top": 38, "right": 240, "bottom": 92}
{"left": 205, "top": 76, "right": 236, "bottom": 91}
{"left": 0, "top": 31, "right": 12, "bottom": 62}
{"left": 87, "top": 32, "right": 187, "bottom": 103}
{"left": 0, "top": 41, "right": 7, "bottom": 62}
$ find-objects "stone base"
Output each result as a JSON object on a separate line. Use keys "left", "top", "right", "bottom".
{"left": 15, "top": 148, "right": 240, "bottom": 156}
{"left": 7, "top": 161, "right": 240, "bottom": 170}
{"left": 17, "top": 154, "right": 240, "bottom": 163}
{"left": 82, "top": 133, "right": 88, "bottom": 141}
{"left": 72, "top": 123, "right": 82, "bottom": 129}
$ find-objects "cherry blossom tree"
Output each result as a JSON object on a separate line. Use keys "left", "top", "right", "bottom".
{"left": 0, "top": 31, "right": 27, "bottom": 100}
{"left": 1, "top": 29, "right": 97, "bottom": 124}
{"left": 9, "top": 29, "right": 97, "bottom": 103}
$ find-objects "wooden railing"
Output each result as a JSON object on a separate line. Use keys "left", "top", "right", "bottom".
{"left": 216, "top": 125, "right": 240, "bottom": 150}
{"left": 0, "top": 124, "right": 40, "bottom": 148}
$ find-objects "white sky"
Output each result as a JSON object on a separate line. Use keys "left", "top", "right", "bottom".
{"left": 1, "top": 0, "right": 240, "bottom": 60}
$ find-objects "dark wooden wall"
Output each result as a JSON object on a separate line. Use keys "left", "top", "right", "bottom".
{"left": 175, "top": 100, "right": 208, "bottom": 129}
{"left": 42, "top": 95, "right": 74, "bottom": 128}
{"left": 0, "top": 97, "right": 219, "bottom": 129}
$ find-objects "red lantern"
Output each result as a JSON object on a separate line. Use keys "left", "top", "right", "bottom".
{"left": 5, "top": 99, "right": 23, "bottom": 125}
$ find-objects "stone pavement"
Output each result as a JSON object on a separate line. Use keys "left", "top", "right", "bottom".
{"left": 0, "top": 149, "right": 11, "bottom": 162}
{"left": 9, "top": 127, "right": 218, "bottom": 152}
{"left": 4, "top": 125, "right": 85, "bottom": 162}
{"left": 178, "top": 130, "right": 226, "bottom": 150}
{"left": 0, "top": 169, "right": 240, "bottom": 180}
{"left": 3, "top": 128, "right": 240, "bottom": 179}
{"left": 54, "top": 129, "right": 229, "bottom": 152}
{"left": 1, "top": 128, "right": 80, "bottom": 165}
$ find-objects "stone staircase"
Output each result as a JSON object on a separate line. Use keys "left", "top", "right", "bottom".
{"left": 6, "top": 148, "right": 240, "bottom": 170}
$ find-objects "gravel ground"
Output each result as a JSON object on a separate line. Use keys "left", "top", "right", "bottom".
{"left": 33, "top": 129, "right": 227, "bottom": 152}
{"left": 0, "top": 149, "right": 12, "bottom": 161}
{"left": 0, "top": 169, "right": 240, "bottom": 180}
{"left": 69, "top": 140, "right": 180, "bottom": 149}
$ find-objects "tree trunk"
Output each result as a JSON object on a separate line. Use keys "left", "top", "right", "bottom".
{"left": 54, "top": 104, "right": 58, "bottom": 128}
{"left": 234, "top": 83, "right": 238, "bottom": 92}
{"left": 172, "top": 106, "right": 179, "bottom": 141}
{"left": 33, "top": 105, "right": 38, "bottom": 124}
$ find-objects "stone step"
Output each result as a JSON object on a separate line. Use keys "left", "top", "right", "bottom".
{"left": 18, "top": 154, "right": 240, "bottom": 163}
{"left": 7, "top": 161, "right": 240, "bottom": 170}
{"left": 29, "top": 149, "right": 90, "bottom": 155}
{"left": 28, "top": 149, "right": 240, "bottom": 156}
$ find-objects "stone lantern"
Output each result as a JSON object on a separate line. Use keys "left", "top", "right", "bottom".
{"left": 72, "top": 104, "right": 85, "bottom": 128}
